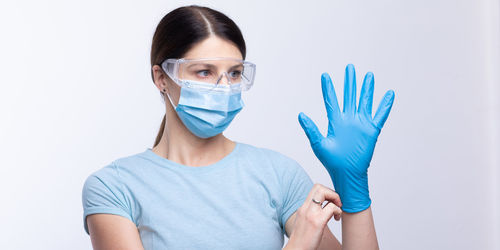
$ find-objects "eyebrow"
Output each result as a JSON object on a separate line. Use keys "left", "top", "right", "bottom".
{"left": 186, "top": 63, "right": 244, "bottom": 70}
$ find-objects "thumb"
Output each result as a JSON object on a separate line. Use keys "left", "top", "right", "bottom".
{"left": 372, "top": 90, "right": 395, "bottom": 129}
{"left": 298, "top": 112, "right": 323, "bottom": 145}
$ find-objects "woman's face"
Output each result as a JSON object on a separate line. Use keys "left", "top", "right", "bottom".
{"left": 154, "top": 35, "right": 243, "bottom": 106}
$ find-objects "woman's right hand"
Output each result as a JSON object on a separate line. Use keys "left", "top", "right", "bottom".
{"left": 298, "top": 65, "right": 395, "bottom": 213}
{"left": 286, "top": 183, "right": 343, "bottom": 250}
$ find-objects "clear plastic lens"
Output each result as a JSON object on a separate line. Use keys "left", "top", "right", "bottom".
{"left": 179, "top": 61, "right": 243, "bottom": 84}
{"left": 162, "top": 58, "right": 256, "bottom": 91}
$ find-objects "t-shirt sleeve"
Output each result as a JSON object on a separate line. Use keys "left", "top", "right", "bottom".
{"left": 81, "top": 162, "right": 133, "bottom": 235}
{"left": 278, "top": 157, "right": 314, "bottom": 237}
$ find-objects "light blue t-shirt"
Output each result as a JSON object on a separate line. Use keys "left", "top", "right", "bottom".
{"left": 81, "top": 142, "right": 314, "bottom": 249}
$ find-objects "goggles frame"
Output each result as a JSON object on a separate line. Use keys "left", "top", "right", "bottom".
{"left": 160, "top": 57, "right": 256, "bottom": 92}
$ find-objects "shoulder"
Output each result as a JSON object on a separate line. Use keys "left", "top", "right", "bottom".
{"left": 96, "top": 149, "right": 151, "bottom": 176}
{"left": 83, "top": 163, "right": 117, "bottom": 188}
{"left": 82, "top": 150, "right": 147, "bottom": 190}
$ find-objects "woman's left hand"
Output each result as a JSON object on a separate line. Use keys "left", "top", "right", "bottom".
{"left": 286, "top": 184, "right": 343, "bottom": 250}
{"left": 298, "top": 64, "right": 395, "bottom": 213}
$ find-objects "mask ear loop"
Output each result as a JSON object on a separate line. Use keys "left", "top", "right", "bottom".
{"left": 161, "top": 61, "right": 180, "bottom": 109}
{"left": 163, "top": 88, "right": 178, "bottom": 110}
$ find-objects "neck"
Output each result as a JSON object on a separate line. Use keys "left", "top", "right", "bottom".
{"left": 152, "top": 104, "right": 235, "bottom": 167}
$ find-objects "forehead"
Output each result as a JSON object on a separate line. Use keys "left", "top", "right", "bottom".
{"left": 182, "top": 35, "right": 243, "bottom": 60}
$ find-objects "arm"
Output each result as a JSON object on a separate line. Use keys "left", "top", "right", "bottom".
{"left": 318, "top": 223, "right": 342, "bottom": 250}
{"left": 284, "top": 211, "right": 342, "bottom": 250}
{"left": 82, "top": 167, "right": 144, "bottom": 249}
{"left": 283, "top": 205, "right": 377, "bottom": 250}
{"left": 282, "top": 183, "right": 344, "bottom": 250}
{"left": 87, "top": 214, "right": 145, "bottom": 250}
{"left": 342, "top": 206, "right": 378, "bottom": 250}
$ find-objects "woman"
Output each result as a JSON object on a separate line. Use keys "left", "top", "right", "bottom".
{"left": 82, "top": 5, "right": 394, "bottom": 250}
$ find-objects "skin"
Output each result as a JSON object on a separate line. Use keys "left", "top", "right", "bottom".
{"left": 87, "top": 35, "right": 378, "bottom": 249}
{"left": 284, "top": 185, "right": 379, "bottom": 250}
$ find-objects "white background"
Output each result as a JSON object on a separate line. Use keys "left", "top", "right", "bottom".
{"left": 0, "top": 0, "right": 499, "bottom": 249}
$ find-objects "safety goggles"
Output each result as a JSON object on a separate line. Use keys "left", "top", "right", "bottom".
{"left": 161, "top": 57, "right": 256, "bottom": 92}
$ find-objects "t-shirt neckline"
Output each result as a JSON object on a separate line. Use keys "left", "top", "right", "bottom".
{"left": 141, "top": 142, "right": 241, "bottom": 173}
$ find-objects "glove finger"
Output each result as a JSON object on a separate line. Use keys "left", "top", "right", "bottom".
{"left": 357, "top": 72, "right": 374, "bottom": 119}
{"left": 373, "top": 90, "right": 395, "bottom": 129}
{"left": 343, "top": 64, "right": 357, "bottom": 117}
{"left": 321, "top": 72, "right": 341, "bottom": 124}
{"left": 298, "top": 112, "right": 323, "bottom": 145}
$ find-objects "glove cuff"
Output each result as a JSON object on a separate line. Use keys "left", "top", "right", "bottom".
{"left": 330, "top": 170, "right": 371, "bottom": 213}
{"left": 341, "top": 198, "right": 371, "bottom": 213}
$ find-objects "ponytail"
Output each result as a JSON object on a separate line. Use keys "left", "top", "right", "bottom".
{"left": 153, "top": 114, "right": 166, "bottom": 147}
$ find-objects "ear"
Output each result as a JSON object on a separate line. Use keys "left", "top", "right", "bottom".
{"left": 152, "top": 65, "right": 168, "bottom": 95}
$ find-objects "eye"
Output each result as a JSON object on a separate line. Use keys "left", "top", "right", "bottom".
{"left": 196, "top": 70, "right": 211, "bottom": 77}
{"left": 229, "top": 70, "right": 242, "bottom": 78}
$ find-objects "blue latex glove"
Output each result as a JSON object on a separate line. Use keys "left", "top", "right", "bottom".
{"left": 298, "top": 64, "right": 395, "bottom": 213}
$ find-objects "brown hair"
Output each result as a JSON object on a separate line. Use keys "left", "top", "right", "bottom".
{"left": 150, "top": 5, "right": 246, "bottom": 147}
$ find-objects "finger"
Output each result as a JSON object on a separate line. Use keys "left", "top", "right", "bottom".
{"left": 343, "top": 64, "right": 357, "bottom": 117}
{"left": 321, "top": 72, "right": 341, "bottom": 124}
{"left": 303, "top": 183, "right": 322, "bottom": 211}
{"left": 329, "top": 204, "right": 340, "bottom": 221}
{"left": 321, "top": 201, "right": 342, "bottom": 222}
{"left": 357, "top": 72, "right": 374, "bottom": 119}
{"left": 309, "top": 185, "right": 342, "bottom": 213}
{"left": 334, "top": 210, "right": 341, "bottom": 221}
{"left": 298, "top": 112, "right": 324, "bottom": 145}
{"left": 320, "top": 186, "right": 342, "bottom": 209}
{"left": 373, "top": 89, "right": 395, "bottom": 129}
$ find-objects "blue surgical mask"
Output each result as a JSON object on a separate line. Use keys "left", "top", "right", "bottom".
{"left": 165, "top": 81, "right": 245, "bottom": 138}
